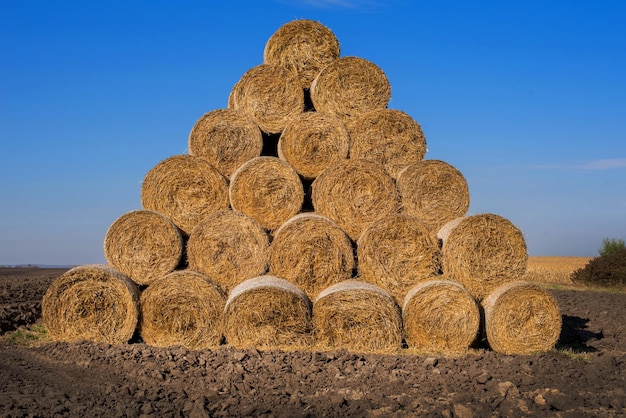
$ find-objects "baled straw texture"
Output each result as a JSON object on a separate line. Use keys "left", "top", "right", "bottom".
{"left": 269, "top": 213, "right": 355, "bottom": 299}
{"left": 482, "top": 281, "right": 562, "bottom": 355}
{"left": 349, "top": 109, "right": 427, "bottom": 179}
{"left": 357, "top": 213, "right": 440, "bottom": 303}
{"left": 437, "top": 216, "right": 465, "bottom": 245}
{"left": 441, "top": 213, "right": 528, "bottom": 301}
{"left": 229, "top": 63, "right": 304, "bottom": 134}
{"left": 187, "top": 209, "right": 269, "bottom": 293}
{"left": 224, "top": 275, "right": 313, "bottom": 350}
{"left": 263, "top": 19, "right": 340, "bottom": 89}
{"left": 278, "top": 112, "right": 349, "bottom": 179}
{"left": 311, "top": 158, "right": 400, "bottom": 240}
{"left": 313, "top": 280, "right": 403, "bottom": 353}
{"left": 402, "top": 279, "right": 480, "bottom": 352}
{"left": 140, "top": 270, "right": 226, "bottom": 349}
{"left": 42, "top": 264, "right": 140, "bottom": 344}
{"left": 229, "top": 156, "right": 304, "bottom": 231}
{"left": 141, "top": 154, "right": 229, "bottom": 235}
{"left": 310, "top": 56, "right": 391, "bottom": 124}
{"left": 103, "top": 210, "right": 183, "bottom": 286}
{"left": 397, "top": 160, "right": 470, "bottom": 233}
{"left": 188, "top": 108, "right": 263, "bottom": 178}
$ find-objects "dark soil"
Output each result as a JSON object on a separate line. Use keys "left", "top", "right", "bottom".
{"left": 1, "top": 268, "right": 625, "bottom": 417}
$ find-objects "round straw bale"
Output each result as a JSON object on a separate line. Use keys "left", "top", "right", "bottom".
{"left": 229, "top": 156, "right": 304, "bottom": 230}
{"left": 41, "top": 264, "right": 140, "bottom": 344}
{"left": 357, "top": 213, "right": 440, "bottom": 303}
{"left": 441, "top": 213, "right": 528, "bottom": 301}
{"left": 224, "top": 275, "right": 313, "bottom": 350}
{"left": 264, "top": 19, "right": 340, "bottom": 89}
{"left": 229, "top": 63, "right": 304, "bottom": 134}
{"left": 349, "top": 109, "right": 427, "bottom": 178}
{"left": 188, "top": 108, "right": 263, "bottom": 178}
{"left": 311, "top": 158, "right": 400, "bottom": 240}
{"left": 141, "top": 154, "right": 229, "bottom": 235}
{"left": 269, "top": 213, "right": 355, "bottom": 299}
{"left": 437, "top": 216, "right": 465, "bottom": 245}
{"left": 278, "top": 112, "right": 349, "bottom": 179}
{"left": 482, "top": 281, "right": 562, "bottom": 355}
{"left": 402, "top": 279, "right": 480, "bottom": 352}
{"left": 310, "top": 56, "right": 391, "bottom": 124}
{"left": 139, "top": 270, "right": 226, "bottom": 349}
{"left": 397, "top": 160, "right": 470, "bottom": 232}
{"left": 187, "top": 209, "right": 269, "bottom": 293}
{"left": 313, "top": 280, "right": 403, "bottom": 353}
{"left": 103, "top": 210, "right": 183, "bottom": 286}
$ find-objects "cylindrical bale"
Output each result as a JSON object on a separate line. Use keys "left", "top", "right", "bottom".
{"left": 278, "top": 112, "right": 349, "bottom": 179}
{"left": 264, "top": 19, "right": 340, "bottom": 90}
{"left": 139, "top": 270, "right": 226, "bottom": 350}
{"left": 229, "top": 156, "right": 304, "bottom": 231}
{"left": 357, "top": 213, "right": 440, "bottom": 303}
{"left": 313, "top": 280, "right": 403, "bottom": 353}
{"left": 311, "top": 158, "right": 400, "bottom": 240}
{"left": 310, "top": 56, "right": 391, "bottom": 124}
{"left": 436, "top": 216, "right": 465, "bottom": 246}
{"left": 482, "top": 281, "right": 562, "bottom": 355}
{"left": 187, "top": 209, "right": 269, "bottom": 293}
{"left": 224, "top": 275, "right": 313, "bottom": 350}
{"left": 188, "top": 108, "right": 263, "bottom": 178}
{"left": 103, "top": 210, "right": 183, "bottom": 286}
{"left": 228, "top": 63, "right": 304, "bottom": 134}
{"left": 349, "top": 109, "right": 427, "bottom": 179}
{"left": 440, "top": 213, "right": 528, "bottom": 301}
{"left": 269, "top": 213, "right": 355, "bottom": 300}
{"left": 397, "top": 160, "right": 470, "bottom": 233}
{"left": 141, "top": 154, "right": 229, "bottom": 235}
{"left": 402, "top": 279, "right": 480, "bottom": 352}
{"left": 41, "top": 264, "right": 140, "bottom": 344}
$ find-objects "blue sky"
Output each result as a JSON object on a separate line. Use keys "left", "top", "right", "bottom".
{"left": 1, "top": 0, "right": 625, "bottom": 265}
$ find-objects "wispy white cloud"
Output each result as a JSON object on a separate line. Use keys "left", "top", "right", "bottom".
{"left": 531, "top": 158, "right": 626, "bottom": 171}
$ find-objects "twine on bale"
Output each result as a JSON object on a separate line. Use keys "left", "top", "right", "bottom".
{"left": 224, "top": 275, "right": 313, "bottom": 350}
{"left": 269, "top": 213, "right": 355, "bottom": 300}
{"left": 141, "top": 154, "right": 229, "bottom": 235}
{"left": 41, "top": 264, "right": 140, "bottom": 344}
{"left": 188, "top": 108, "right": 263, "bottom": 178}
{"left": 482, "top": 281, "right": 562, "bottom": 355}
{"left": 229, "top": 156, "right": 304, "bottom": 231}
{"left": 313, "top": 280, "right": 403, "bottom": 353}
{"left": 139, "top": 270, "right": 226, "bottom": 350}
{"left": 186, "top": 209, "right": 269, "bottom": 293}
{"left": 402, "top": 279, "right": 480, "bottom": 353}
{"left": 103, "top": 210, "right": 183, "bottom": 286}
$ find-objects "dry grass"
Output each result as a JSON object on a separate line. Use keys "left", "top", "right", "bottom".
{"left": 524, "top": 256, "right": 592, "bottom": 285}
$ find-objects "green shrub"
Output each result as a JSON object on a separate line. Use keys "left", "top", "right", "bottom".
{"left": 598, "top": 237, "right": 625, "bottom": 257}
{"left": 571, "top": 248, "right": 626, "bottom": 289}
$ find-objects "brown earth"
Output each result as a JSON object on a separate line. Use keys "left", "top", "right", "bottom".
{"left": 1, "top": 267, "right": 625, "bottom": 417}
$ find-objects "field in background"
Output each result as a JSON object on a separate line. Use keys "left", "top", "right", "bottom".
{"left": 525, "top": 256, "right": 593, "bottom": 285}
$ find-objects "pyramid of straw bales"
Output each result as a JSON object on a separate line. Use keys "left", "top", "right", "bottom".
{"left": 42, "top": 18, "right": 561, "bottom": 355}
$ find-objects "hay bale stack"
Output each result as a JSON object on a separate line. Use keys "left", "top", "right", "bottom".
{"left": 229, "top": 63, "right": 304, "bottom": 134}
{"left": 263, "top": 19, "right": 340, "bottom": 90}
{"left": 349, "top": 109, "right": 427, "bottom": 179}
{"left": 139, "top": 270, "right": 226, "bottom": 349}
{"left": 310, "top": 56, "right": 391, "bottom": 124}
{"left": 397, "top": 160, "right": 470, "bottom": 232}
{"left": 269, "top": 213, "right": 355, "bottom": 299}
{"left": 103, "top": 210, "right": 183, "bottom": 286}
{"left": 141, "top": 154, "right": 229, "bottom": 235}
{"left": 357, "top": 213, "right": 440, "bottom": 303}
{"left": 229, "top": 156, "right": 304, "bottom": 231}
{"left": 187, "top": 209, "right": 269, "bottom": 293}
{"left": 188, "top": 108, "right": 263, "bottom": 178}
{"left": 441, "top": 213, "right": 528, "bottom": 301}
{"left": 278, "top": 112, "right": 350, "bottom": 179}
{"left": 482, "top": 281, "right": 562, "bottom": 355}
{"left": 313, "top": 280, "right": 403, "bottom": 353}
{"left": 311, "top": 158, "right": 400, "bottom": 240}
{"left": 402, "top": 279, "right": 480, "bottom": 352}
{"left": 224, "top": 275, "right": 313, "bottom": 350}
{"left": 42, "top": 264, "right": 140, "bottom": 344}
